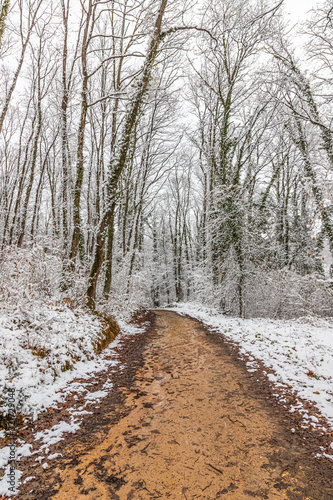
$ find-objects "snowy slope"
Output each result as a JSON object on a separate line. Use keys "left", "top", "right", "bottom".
{"left": 0, "top": 303, "right": 117, "bottom": 418}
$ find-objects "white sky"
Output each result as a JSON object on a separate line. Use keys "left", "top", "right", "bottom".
{"left": 283, "top": 0, "right": 318, "bottom": 22}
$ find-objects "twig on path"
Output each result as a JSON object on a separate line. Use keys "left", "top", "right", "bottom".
{"left": 227, "top": 415, "right": 246, "bottom": 428}
{"left": 207, "top": 463, "right": 224, "bottom": 475}
{"left": 140, "top": 442, "right": 151, "bottom": 453}
{"left": 202, "top": 481, "right": 213, "bottom": 491}
{"left": 221, "top": 414, "right": 247, "bottom": 428}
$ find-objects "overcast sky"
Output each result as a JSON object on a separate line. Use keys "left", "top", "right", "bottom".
{"left": 283, "top": 0, "right": 318, "bottom": 22}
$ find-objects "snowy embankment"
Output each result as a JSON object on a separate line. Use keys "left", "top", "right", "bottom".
{"left": 168, "top": 303, "right": 333, "bottom": 431}
{"left": 0, "top": 246, "right": 143, "bottom": 417}
{"left": 0, "top": 303, "right": 120, "bottom": 418}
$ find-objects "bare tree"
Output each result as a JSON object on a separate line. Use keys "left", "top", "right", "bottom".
{"left": 0, "top": 0, "right": 44, "bottom": 135}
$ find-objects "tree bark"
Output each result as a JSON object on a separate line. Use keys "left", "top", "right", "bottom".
{"left": 70, "top": 0, "right": 94, "bottom": 262}
{"left": 0, "top": 0, "right": 9, "bottom": 51}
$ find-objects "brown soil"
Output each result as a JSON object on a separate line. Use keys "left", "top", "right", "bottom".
{"left": 16, "top": 311, "right": 333, "bottom": 499}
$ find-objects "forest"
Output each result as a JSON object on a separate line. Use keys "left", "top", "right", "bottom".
{"left": 0, "top": 0, "right": 333, "bottom": 319}
{"left": 1, "top": 1, "right": 333, "bottom": 496}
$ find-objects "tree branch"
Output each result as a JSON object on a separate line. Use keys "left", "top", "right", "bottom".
{"left": 160, "top": 26, "right": 218, "bottom": 43}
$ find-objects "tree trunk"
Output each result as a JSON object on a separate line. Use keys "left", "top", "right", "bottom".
{"left": 17, "top": 60, "right": 43, "bottom": 247}
{"left": 61, "top": 0, "right": 70, "bottom": 252}
{"left": 0, "top": 0, "right": 9, "bottom": 50}
{"left": 70, "top": 0, "right": 93, "bottom": 262}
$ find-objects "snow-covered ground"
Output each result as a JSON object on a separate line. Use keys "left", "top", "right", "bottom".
{"left": 0, "top": 303, "right": 120, "bottom": 418}
{"left": 168, "top": 303, "right": 333, "bottom": 432}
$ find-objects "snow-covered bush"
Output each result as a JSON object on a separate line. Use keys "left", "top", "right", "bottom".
{"left": 242, "top": 269, "right": 333, "bottom": 319}
{"left": 0, "top": 245, "right": 87, "bottom": 311}
{"left": 102, "top": 254, "right": 153, "bottom": 320}
{"left": 0, "top": 246, "right": 63, "bottom": 307}
{"left": 189, "top": 262, "right": 333, "bottom": 319}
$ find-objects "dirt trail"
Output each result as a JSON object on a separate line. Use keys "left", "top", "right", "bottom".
{"left": 19, "top": 311, "right": 333, "bottom": 499}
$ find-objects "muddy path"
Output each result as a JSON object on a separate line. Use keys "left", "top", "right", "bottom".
{"left": 17, "top": 311, "right": 333, "bottom": 499}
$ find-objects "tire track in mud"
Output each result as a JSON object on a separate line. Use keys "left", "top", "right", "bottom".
{"left": 17, "top": 311, "right": 333, "bottom": 499}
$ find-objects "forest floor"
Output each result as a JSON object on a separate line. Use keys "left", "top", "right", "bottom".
{"left": 6, "top": 310, "right": 333, "bottom": 499}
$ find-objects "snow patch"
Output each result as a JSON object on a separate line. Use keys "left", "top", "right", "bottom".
{"left": 85, "top": 390, "right": 108, "bottom": 402}
{"left": 35, "top": 418, "right": 81, "bottom": 449}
